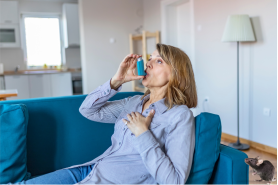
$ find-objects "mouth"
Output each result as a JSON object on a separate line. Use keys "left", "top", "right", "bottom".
{"left": 143, "top": 70, "right": 149, "bottom": 79}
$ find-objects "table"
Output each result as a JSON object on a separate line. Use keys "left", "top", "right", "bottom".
{"left": 0, "top": 89, "right": 18, "bottom": 101}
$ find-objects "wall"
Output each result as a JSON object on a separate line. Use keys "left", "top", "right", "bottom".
{"left": 193, "top": 0, "right": 277, "bottom": 148}
{"left": 142, "top": 0, "right": 276, "bottom": 148}
{"left": 78, "top": 0, "right": 144, "bottom": 93}
{"left": 143, "top": 0, "right": 162, "bottom": 54}
{"left": 0, "top": 0, "right": 80, "bottom": 71}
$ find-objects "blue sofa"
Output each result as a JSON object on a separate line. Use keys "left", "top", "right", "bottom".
{"left": 0, "top": 92, "right": 249, "bottom": 184}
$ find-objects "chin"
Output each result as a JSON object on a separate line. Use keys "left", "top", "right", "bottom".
{"left": 142, "top": 80, "right": 147, "bottom": 87}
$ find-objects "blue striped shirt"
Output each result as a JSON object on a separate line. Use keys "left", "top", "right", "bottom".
{"left": 57, "top": 78, "right": 195, "bottom": 184}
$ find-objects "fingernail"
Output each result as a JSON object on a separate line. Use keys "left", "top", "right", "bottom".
{"left": 151, "top": 109, "right": 154, "bottom": 113}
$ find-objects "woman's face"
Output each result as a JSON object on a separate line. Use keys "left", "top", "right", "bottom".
{"left": 142, "top": 50, "right": 171, "bottom": 89}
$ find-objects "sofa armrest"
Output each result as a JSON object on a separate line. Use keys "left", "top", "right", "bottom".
{"left": 208, "top": 144, "right": 249, "bottom": 184}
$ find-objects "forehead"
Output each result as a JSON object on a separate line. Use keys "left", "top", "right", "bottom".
{"left": 151, "top": 50, "right": 161, "bottom": 58}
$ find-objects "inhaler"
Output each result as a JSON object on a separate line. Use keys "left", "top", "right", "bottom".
{"left": 137, "top": 57, "right": 146, "bottom": 76}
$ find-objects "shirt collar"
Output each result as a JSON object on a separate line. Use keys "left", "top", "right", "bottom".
{"left": 140, "top": 94, "right": 169, "bottom": 114}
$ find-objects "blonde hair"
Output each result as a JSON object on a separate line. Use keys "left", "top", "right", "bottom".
{"left": 141, "top": 43, "right": 198, "bottom": 110}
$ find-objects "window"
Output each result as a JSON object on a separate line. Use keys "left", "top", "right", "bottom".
{"left": 21, "top": 14, "right": 64, "bottom": 68}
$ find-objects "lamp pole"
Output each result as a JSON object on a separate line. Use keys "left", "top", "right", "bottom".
{"left": 228, "top": 41, "right": 250, "bottom": 150}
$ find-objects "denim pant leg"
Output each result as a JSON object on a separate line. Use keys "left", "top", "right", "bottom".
{"left": 66, "top": 164, "right": 95, "bottom": 183}
{"left": 8, "top": 164, "right": 95, "bottom": 184}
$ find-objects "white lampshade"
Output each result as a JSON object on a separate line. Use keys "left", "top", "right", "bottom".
{"left": 222, "top": 14, "right": 255, "bottom": 42}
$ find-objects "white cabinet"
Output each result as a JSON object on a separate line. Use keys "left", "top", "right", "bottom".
{"left": 0, "top": 76, "right": 5, "bottom": 90}
{"left": 50, "top": 73, "right": 73, "bottom": 96}
{"left": 0, "top": 1, "right": 19, "bottom": 24}
{"left": 4, "top": 72, "right": 73, "bottom": 100}
{"left": 29, "top": 74, "right": 52, "bottom": 98}
{"left": 0, "top": 1, "right": 20, "bottom": 48}
{"left": 4, "top": 75, "right": 30, "bottom": 100}
{"left": 62, "top": 3, "right": 80, "bottom": 48}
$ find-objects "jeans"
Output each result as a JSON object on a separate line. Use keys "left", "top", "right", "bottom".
{"left": 8, "top": 164, "right": 95, "bottom": 184}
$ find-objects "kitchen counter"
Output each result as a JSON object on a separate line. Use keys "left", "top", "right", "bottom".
{"left": 0, "top": 68, "right": 82, "bottom": 76}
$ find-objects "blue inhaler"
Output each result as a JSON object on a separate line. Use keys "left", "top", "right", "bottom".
{"left": 137, "top": 57, "right": 146, "bottom": 76}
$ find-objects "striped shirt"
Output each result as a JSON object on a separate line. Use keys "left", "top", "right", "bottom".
{"left": 57, "top": 78, "right": 195, "bottom": 184}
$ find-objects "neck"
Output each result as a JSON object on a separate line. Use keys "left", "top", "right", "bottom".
{"left": 148, "top": 85, "right": 167, "bottom": 104}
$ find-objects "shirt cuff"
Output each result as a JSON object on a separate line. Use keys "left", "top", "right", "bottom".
{"left": 108, "top": 78, "right": 122, "bottom": 93}
{"left": 133, "top": 130, "right": 158, "bottom": 154}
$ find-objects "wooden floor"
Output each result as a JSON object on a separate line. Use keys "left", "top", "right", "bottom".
{"left": 221, "top": 139, "right": 277, "bottom": 184}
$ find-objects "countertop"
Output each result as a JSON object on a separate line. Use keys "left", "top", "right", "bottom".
{"left": 0, "top": 68, "right": 82, "bottom": 76}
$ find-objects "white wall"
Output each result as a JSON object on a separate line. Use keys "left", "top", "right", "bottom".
{"left": 142, "top": 0, "right": 162, "bottom": 55}
{"left": 193, "top": 0, "right": 277, "bottom": 148}
{"left": 78, "top": 0, "right": 144, "bottom": 93}
{"left": 142, "top": 0, "right": 276, "bottom": 148}
{"left": 0, "top": 0, "right": 80, "bottom": 71}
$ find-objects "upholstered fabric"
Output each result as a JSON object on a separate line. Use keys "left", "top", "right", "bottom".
{"left": 186, "top": 112, "right": 222, "bottom": 184}
{"left": 0, "top": 104, "right": 32, "bottom": 184}
{"left": 0, "top": 93, "right": 249, "bottom": 184}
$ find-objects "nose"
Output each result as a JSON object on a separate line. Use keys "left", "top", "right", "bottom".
{"left": 146, "top": 60, "right": 152, "bottom": 68}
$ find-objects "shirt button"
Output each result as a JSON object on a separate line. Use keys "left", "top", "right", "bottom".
{"left": 104, "top": 92, "right": 106, "bottom": 95}
{"left": 146, "top": 111, "right": 148, "bottom": 114}
{"left": 123, "top": 127, "right": 125, "bottom": 130}
{"left": 152, "top": 104, "right": 154, "bottom": 107}
{"left": 107, "top": 89, "right": 109, "bottom": 92}
{"left": 119, "top": 142, "right": 121, "bottom": 145}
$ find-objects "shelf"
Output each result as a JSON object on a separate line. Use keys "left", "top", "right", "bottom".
{"left": 129, "top": 30, "right": 160, "bottom": 92}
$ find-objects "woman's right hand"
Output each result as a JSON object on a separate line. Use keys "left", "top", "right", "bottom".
{"left": 111, "top": 54, "right": 145, "bottom": 89}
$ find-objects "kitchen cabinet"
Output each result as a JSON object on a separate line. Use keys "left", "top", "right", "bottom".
{"left": 50, "top": 73, "right": 73, "bottom": 96}
{"left": 0, "top": 1, "right": 19, "bottom": 24}
{"left": 4, "top": 75, "right": 30, "bottom": 100}
{"left": 62, "top": 3, "right": 80, "bottom": 48}
{"left": 0, "top": 1, "right": 20, "bottom": 48}
{"left": 4, "top": 72, "right": 73, "bottom": 100}
{"left": 0, "top": 76, "right": 5, "bottom": 90}
{"left": 29, "top": 74, "right": 52, "bottom": 98}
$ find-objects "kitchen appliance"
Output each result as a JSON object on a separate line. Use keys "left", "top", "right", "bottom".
{"left": 0, "top": 24, "right": 20, "bottom": 48}
{"left": 71, "top": 72, "right": 82, "bottom": 95}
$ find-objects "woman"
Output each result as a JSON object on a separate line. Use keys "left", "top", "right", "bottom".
{"left": 11, "top": 43, "right": 197, "bottom": 184}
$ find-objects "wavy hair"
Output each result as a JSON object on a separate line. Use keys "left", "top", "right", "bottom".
{"left": 141, "top": 43, "right": 198, "bottom": 110}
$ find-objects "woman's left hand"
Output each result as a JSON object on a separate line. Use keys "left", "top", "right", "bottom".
{"left": 122, "top": 110, "right": 155, "bottom": 137}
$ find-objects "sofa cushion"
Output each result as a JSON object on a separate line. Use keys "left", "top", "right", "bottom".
{"left": 186, "top": 112, "right": 222, "bottom": 184}
{"left": 0, "top": 104, "right": 32, "bottom": 184}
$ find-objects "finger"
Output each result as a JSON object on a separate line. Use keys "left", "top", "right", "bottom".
{"left": 126, "top": 114, "right": 133, "bottom": 120}
{"left": 122, "top": 118, "right": 130, "bottom": 125}
{"left": 128, "top": 59, "right": 136, "bottom": 70}
{"left": 131, "top": 112, "right": 136, "bottom": 118}
{"left": 135, "top": 112, "right": 141, "bottom": 116}
{"left": 136, "top": 75, "right": 145, "bottom": 79}
{"left": 125, "top": 54, "right": 135, "bottom": 61}
{"left": 123, "top": 56, "right": 132, "bottom": 64}
{"left": 146, "top": 109, "right": 155, "bottom": 122}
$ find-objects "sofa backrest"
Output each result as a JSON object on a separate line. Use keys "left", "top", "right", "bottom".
{"left": 186, "top": 112, "right": 222, "bottom": 184}
{"left": 1, "top": 92, "right": 143, "bottom": 176}
{"left": 1, "top": 93, "right": 222, "bottom": 184}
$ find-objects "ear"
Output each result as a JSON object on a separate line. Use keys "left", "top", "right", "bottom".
{"left": 256, "top": 159, "right": 264, "bottom": 166}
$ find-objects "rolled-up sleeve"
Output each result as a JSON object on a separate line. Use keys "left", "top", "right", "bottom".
{"left": 133, "top": 110, "right": 195, "bottom": 184}
{"left": 79, "top": 78, "right": 131, "bottom": 123}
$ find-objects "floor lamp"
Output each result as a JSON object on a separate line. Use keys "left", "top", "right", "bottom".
{"left": 221, "top": 14, "right": 255, "bottom": 150}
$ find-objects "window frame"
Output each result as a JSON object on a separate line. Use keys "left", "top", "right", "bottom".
{"left": 20, "top": 12, "right": 66, "bottom": 69}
